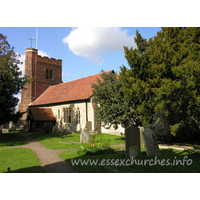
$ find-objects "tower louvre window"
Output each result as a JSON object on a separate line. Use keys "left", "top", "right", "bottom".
{"left": 50, "top": 70, "right": 53, "bottom": 79}
{"left": 46, "top": 69, "right": 49, "bottom": 79}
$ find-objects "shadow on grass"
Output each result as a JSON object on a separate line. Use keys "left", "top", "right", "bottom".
{"left": 31, "top": 132, "right": 79, "bottom": 141}
{"left": 0, "top": 132, "right": 27, "bottom": 147}
{"left": 3, "top": 161, "right": 77, "bottom": 173}
{"left": 4, "top": 166, "right": 44, "bottom": 173}
{"left": 42, "top": 161, "right": 76, "bottom": 173}
{"left": 115, "top": 137, "right": 125, "bottom": 141}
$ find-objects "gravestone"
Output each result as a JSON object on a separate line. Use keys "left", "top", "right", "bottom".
{"left": 138, "top": 126, "right": 145, "bottom": 150}
{"left": 2, "top": 129, "right": 9, "bottom": 133}
{"left": 125, "top": 125, "right": 141, "bottom": 159}
{"left": 142, "top": 128, "right": 161, "bottom": 156}
{"left": 85, "top": 121, "right": 92, "bottom": 131}
{"left": 129, "top": 146, "right": 139, "bottom": 159}
{"left": 80, "top": 129, "right": 90, "bottom": 144}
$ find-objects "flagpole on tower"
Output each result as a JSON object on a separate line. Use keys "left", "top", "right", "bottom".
{"left": 36, "top": 27, "right": 38, "bottom": 49}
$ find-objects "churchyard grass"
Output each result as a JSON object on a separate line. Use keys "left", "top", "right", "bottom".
{"left": 31, "top": 132, "right": 125, "bottom": 149}
{"left": 0, "top": 131, "right": 27, "bottom": 148}
{"left": 0, "top": 148, "right": 44, "bottom": 173}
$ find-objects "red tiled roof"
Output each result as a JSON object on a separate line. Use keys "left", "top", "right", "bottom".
{"left": 30, "top": 108, "right": 56, "bottom": 121}
{"left": 30, "top": 70, "right": 114, "bottom": 106}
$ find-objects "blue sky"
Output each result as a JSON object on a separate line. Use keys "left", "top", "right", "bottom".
{"left": 0, "top": 27, "right": 161, "bottom": 107}
{"left": 0, "top": 27, "right": 161, "bottom": 83}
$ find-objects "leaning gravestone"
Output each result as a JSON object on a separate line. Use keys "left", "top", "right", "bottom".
{"left": 142, "top": 128, "right": 161, "bottom": 156}
{"left": 125, "top": 125, "right": 141, "bottom": 159}
{"left": 80, "top": 128, "right": 90, "bottom": 144}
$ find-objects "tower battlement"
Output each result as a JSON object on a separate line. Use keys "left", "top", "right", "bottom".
{"left": 37, "top": 55, "right": 62, "bottom": 65}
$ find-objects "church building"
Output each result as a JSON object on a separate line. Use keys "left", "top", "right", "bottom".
{"left": 18, "top": 48, "right": 124, "bottom": 134}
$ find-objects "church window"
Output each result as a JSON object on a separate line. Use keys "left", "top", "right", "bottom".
{"left": 58, "top": 109, "right": 60, "bottom": 120}
{"left": 46, "top": 69, "right": 49, "bottom": 79}
{"left": 63, "top": 107, "right": 73, "bottom": 123}
{"left": 76, "top": 108, "right": 80, "bottom": 124}
{"left": 64, "top": 109, "right": 67, "bottom": 122}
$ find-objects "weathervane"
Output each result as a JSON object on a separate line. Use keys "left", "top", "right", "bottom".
{"left": 28, "top": 37, "right": 35, "bottom": 48}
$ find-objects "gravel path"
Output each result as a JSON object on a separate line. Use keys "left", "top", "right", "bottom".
{"left": 1, "top": 133, "right": 77, "bottom": 173}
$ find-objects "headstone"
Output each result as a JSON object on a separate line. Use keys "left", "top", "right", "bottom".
{"left": 129, "top": 146, "right": 139, "bottom": 159}
{"left": 125, "top": 125, "right": 141, "bottom": 159}
{"left": 85, "top": 121, "right": 92, "bottom": 131}
{"left": 80, "top": 129, "right": 90, "bottom": 144}
{"left": 142, "top": 128, "right": 161, "bottom": 156}
{"left": 2, "top": 129, "right": 9, "bottom": 133}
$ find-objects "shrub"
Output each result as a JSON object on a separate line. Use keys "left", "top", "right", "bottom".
{"left": 170, "top": 120, "right": 200, "bottom": 141}
{"left": 90, "top": 134, "right": 96, "bottom": 144}
{"left": 42, "top": 124, "right": 54, "bottom": 134}
{"left": 77, "top": 142, "right": 114, "bottom": 156}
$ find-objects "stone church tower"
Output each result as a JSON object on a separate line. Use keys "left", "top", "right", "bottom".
{"left": 18, "top": 48, "right": 62, "bottom": 124}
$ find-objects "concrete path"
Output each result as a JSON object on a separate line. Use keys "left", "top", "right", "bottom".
{"left": 1, "top": 133, "right": 77, "bottom": 173}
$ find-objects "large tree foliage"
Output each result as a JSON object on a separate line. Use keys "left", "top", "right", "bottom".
{"left": 91, "top": 70, "right": 139, "bottom": 129}
{"left": 0, "top": 34, "right": 28, "bottom": 125}
{"left": 120, "top": 27, "right": 200, "bottom": 137}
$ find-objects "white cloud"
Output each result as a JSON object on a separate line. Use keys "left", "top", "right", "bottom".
{"left": 17, "top": 50, "right": 50, "bottom": 77}
{"left": 62, "top": 27, "right": 136, "bottom": 64}
{"left": 14, "top": 93, "right": 21, "bottom": 111}
{"left": 38, "top": 50, "right": 50, "bottom": 58}
{"left": 62, "top": 72, "right": 69, "bottom": 77}
{"left": 17, "top": 53, "right": 25, "bottom": 77}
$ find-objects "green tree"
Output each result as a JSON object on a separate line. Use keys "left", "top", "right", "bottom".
{"left": 0, "top": 34, "right": 29, "bottom": 125}
{"left": 91, "top": 70, "right": 139, "bottom": 129}
{"left": 120, "top": 27, "right": 200, "bottom": 138}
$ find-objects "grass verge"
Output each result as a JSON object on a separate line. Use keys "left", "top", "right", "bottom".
{"left": 0, "top": 148, "right": 44, "bottom": 173}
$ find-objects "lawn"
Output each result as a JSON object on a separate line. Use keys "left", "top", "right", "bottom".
{"left": 2, "top": 131, "right": 199, "bottom": 173}
{"left": 0, "top": 148, "right": 44, "bottom": 173}
{"left": 31, "top": 131, "right": 200, "bottom": 173}
{"left": 0, "top": 131, "right": 27, "bottom": 148}
{"left": 31, "top": 132, "right": 125, "bottom": 149}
